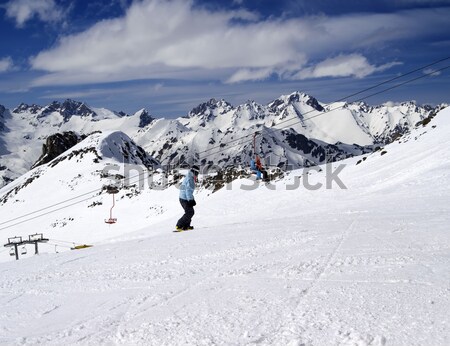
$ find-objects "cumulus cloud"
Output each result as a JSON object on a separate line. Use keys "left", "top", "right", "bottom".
{"left": 31, "top": 0, "right": 284, "bottom": 72}
{"left": 4, "top": 0, "right": 64, "bottom": 27}
{"left": 0, "top": 57, "right": 14, "bottom": 73}
{"left": 28, "top": 0, "right": 450, "bottom": 86}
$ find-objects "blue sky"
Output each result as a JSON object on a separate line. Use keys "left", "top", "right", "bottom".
{"left": 0, "top": 0, "right": 449, "bottom": 117}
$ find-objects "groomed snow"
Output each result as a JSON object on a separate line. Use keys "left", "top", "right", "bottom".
{"left": 0, "top": 108, "right": 449, "bottom": 345}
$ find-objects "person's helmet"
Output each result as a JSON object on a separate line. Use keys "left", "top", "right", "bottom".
{"left": 191, "top": 165, "right": 200, "bottom": 175}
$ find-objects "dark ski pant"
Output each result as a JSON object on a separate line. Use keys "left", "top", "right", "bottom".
{"left": 176, "top": 198, "right": 195, "bottom": 228}
{"left": 261, "top": 169, "right": 268, "bottom": 181}
{"left": 253, "top": 169, "right": 269, "bottom": 181}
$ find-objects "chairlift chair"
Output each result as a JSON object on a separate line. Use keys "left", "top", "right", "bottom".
{"left": 21, "top": 246, "right": 27, "bottom": 255}
{"left": 105, "top": 192, "right": 118, "bottom": 224}
{"left": 9, "top": 248, "right": 15, "bottom": 256}
{"left": 105, "top": 217, "right": 117, "bottom": 224}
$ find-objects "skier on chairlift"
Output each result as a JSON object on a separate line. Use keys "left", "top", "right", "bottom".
{"left": 250, "top": 152, "right": 268, "bottom": 181}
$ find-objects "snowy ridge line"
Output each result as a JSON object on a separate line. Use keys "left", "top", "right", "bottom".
{"left": 264, "top": 63, "right": 450, "bottom": 134}
{"left": 0, "top": 61, "right": 448, "bottom": 231}
{"left": 196, "top": 58, "right": 450, "bottom": 161}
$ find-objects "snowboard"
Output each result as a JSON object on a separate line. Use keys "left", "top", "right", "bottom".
{"left": 173, "top": 227, "right": 193, "bottom": 233}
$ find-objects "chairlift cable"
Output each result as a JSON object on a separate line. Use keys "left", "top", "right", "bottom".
{"left": 46, "top": 242, "right": 73, "bottom": 249}
{"left": 48, "top": 238, "right": 77, "bottom": 245}
{"left": 0, "top": 188, "right": 102, "bottom": 227}
{"left": 0, "top": 195, "right": 96, "bottom": 232}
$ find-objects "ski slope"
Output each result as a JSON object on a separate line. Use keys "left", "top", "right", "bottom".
{"left": 0, "top": 108, "right": 449, "bottom": 345}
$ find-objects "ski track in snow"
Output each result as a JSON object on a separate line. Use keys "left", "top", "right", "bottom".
{"left": 0, "top": 211, "right": 448, "bottom": 346}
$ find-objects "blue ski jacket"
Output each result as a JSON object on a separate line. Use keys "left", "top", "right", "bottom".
{"left": 250, "top": 159, "right": 262, "bottom": 179}
{"left": 179, "top": 170, "right": 195, "bottom": 201}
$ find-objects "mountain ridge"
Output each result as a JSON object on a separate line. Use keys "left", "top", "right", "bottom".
{"left": 0, "top": 92, "right": 445, "bottom": 187}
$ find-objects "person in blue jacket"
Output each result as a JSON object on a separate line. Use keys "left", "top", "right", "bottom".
{"left": 250, "top": 156, "right": 262, "bottom": 180}
{"left": 175, "top": 165, "right": 200, "bottom": 231}
{"left": 250, "top": 153, "right": 268, "bottom": 181}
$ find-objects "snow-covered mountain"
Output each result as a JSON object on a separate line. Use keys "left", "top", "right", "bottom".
{"left": 0, "top": 93, "right": 441, "bottom": 188}
{"left": 0, "top": 100, "right": 154, "bottom": 187}
{"left": 0, "top": 131, "right": 158, "bottom": 212}
{"left": 0, "top": 106, "right": 448, "bottom": 345}
{"left": 155, "top": 93, "right": 435, "bottom": 169}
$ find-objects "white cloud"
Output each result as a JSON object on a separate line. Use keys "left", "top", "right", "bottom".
{"left": 226, "top": 55, "right": 309, "bottom": 83}
{"left": 0, "top": 57, "right": 14, "bottom": 73}
{"left": 153, "top": 83, "right": 164, "bottom": 91}
{"left": 28, "top": 0, "right": 450, "bottom": 86}
{"left": 31, "top": 0, "right": 282, "bottom": 72}
{"left": 226, "top": 67, "right": 275, "bottom": 84}
{"left": 292, "top": 54, "right": 402, "bottom": 80}
{"left": 423, "top": 68, "right": 441, "bottom": 76}
{"left": 4, "top": 0, "right": 64, "bottom": 27}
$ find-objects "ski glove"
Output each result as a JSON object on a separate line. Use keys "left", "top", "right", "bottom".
{"left": 189, "top": 199, "right": 196, "bottom": 207}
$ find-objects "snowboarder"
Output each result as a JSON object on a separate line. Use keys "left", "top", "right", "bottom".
{"left": 175, "top": 165, "right": 200, "bottom": 231}
{"left": 250, "top": 154, "right": 268, "bottom": 181}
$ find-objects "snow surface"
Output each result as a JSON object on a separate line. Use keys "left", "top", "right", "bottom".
{"left": 0, "top": 108, "right": 449, "bottom": 345}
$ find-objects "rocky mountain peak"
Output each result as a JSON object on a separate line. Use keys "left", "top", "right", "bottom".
{"left": 60, "top": 99, "right": 97, "bottom": 120}
{"left": 235, "top": 100, "right": 266, "bottom": 120}
{"left": 135, "top": 108, "right": 154, "bottom": 128}
{"left": 188, "top": 98, "right": 234, "bottom": 118}
{"left": 353, "top": 101, "right": 371, "bottom": 113}
{"left": 41, "top": 101, "right": 61, "bottom": 116}
{"left": 12, "top": 103, "right": 42, "bottom": 114}
{"left": 31, "top": 131, "right": 83, "bottom": 169}
{"left": 290, "top": 92, "right": 324, "bottom": 111}
{"left": 116, "top": 111, "right": 129, "bottom": 117}
{"left": 40, "top": 99, "right": 97, "bottom": 121}
{"left": 268, "top": 91, "right": 323, "bottom": 113}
